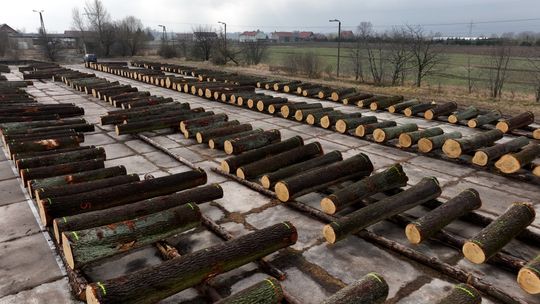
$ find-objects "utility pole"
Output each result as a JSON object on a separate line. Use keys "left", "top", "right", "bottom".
{"left": 158, "top": 24, "right": 167, "bottom": 43}
{"left": 218, "top": 21, "right": 227, "bottom": 50}
{"left": 467, "top": 20, "right": 474, "bottom": 94}
{"left": 329, "top": 19, "right": 341, "bottom": 78}
{"left": 33, "top": 10, "right": 46, "bottom": 35}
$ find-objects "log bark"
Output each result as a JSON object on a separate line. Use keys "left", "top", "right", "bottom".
{"left": 0, "top": 114, "right": 60, "bottom": 123}
{"left": 442, "top": 130, "right": 503, "bottom": 158}
{"left": 472, "top": 136, "right": 529, "bottom": 166}
{"left": 398, "top": 127, "right": 444, "bottom": 148}
{"left": 320, "top": 112, "right": 363, "bottom": 129}
{"left": 496, "top": 111, "right": 535, "bottom": 133}
{"left": 448, "top": 106, "right": 479, "bottom": 124}
{"left": 369, "top": 96, "right": 403, "bottom": 111}
{"left": 275, "top": 153, "right": 373, "bottom": 202}
{"left": 321, "top": 273, "right": 388, "bottom": 304}
{"left": 116, "top": 112, "right": 211, "bottom": 135}
{"left": 467, "top": 110, "right": 502, "bottom": 128}
{"left": 221, "top": 136, "right": 304, "bottom": 173}
{"left": 268, "top": 102, "right": 306, "bottom": 115}
{"left": 209, "top": 129, "right": 263, "bottom": 150}
{"left": 356, "top": 96, "right": 380, "bottom": 108}
{"left": 341, "top": 93, "right": 373, "bottom": 105}
{"left": 323, "top": 177, "right": 441, "bottom": 244}
{"left": 179, "top": 114, "right": 228, "bottom": 134}
{"left": 63, "top": 203, "right": 202, "bottom": 269}
{"left": 418, "top": 132, "right": 462, "bottom": 153}
{"left": 321, "top": 164, "right": 408, "bottom": 215}
{"left": 373, "top": 123, "right": 418, "bottom": 143}
{"left": 435, "top": 283, "right": 482, "bottom": 304}
{"left": 424, "top": 102, "right": 458, "bottom": 120}
{"left": 237, "top": 142, "right": 323, "bottom": 180}
{"left": 0, "top": 118, "right": 86, "bottom": 133}
{"left": 306, "top": 110, "right": 340, "bottom": 125}
{"left": 463, "top": 202, "right": 535, "bottom": 264}
{"left": 224, "top": 130, "right": 281, "bottom": 155}
{"left": 261, "top": 151, "right": 342, "bottom": 189}
{"left": 17, "top": 147, "right": 105, "bottom": 170}
{"left": 100, "top": 104, "right": 190, "bottom": 125}
{"left": 216, "top": 277, "right": 283, "bottom": 304}
{"left": 403, "top": 103, "right": 434, "bottom": 117}
{"left": 281, "top": 103, "right": 322, "bottom": 119}
{"left": 256, "top": 98, "right": 288, "bottom": 112}
{"left": 3, "top": 123, "right": 94, "bottom": 135}
{"left": 518, "top": 254, "right": 540, "bottom": 294}
{"left": 335, "top": 116, "right": 378, "bottom": 134}
{"left": 355, "top": 121, "right": 396, "bottom": 138}
{"left": 12, "top": 146, "right": 93, "bottom": 163}
{"left": 330, "top": 88, "right": 356, "bottom": 102}
{"left": 274, "top": 81, "right": 301, "bottom": 92}
{"left": 6, "top": 136, "right": 83, "bottom": 158}
{"left": 53, "top": 184, "right": 223, "bottom": 244}
{"left": 21, "top": 159, "right": 105, "bottom": 185}
{"left": 294, "top": 107, "right": 334, "bottom": 122}
{"left": 3, "top": 129, "right": 78, "bottom": 144}
{"left": 495, "top": 144, "right": 540, "bottom": 174}
{"left": 196, "top": 124, "right": 252, "bottom": 144}
{"left": 406, "top": 189, "right": 482, "bottom": 244}
{"left": 38, "top": 169, "right": 207, "bottom": 226}
{"left": 85, "top": 222, "right": 297, "bottom": 304}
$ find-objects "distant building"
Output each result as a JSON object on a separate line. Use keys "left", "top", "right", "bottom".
{"left": 176, "top": 32, "right": 194, "bottom": 41}
{"left": 340, "top": 30, "right": 355, "bottom": 41}
{"left": 297, "top": 31, "right": 314, "bottom": 41}
{"left": 0, "top": 24, "right": 18, "bottom": 34}
{"left": 271, "top": 31, "right": 295, "bottom": 42}
{"left": 239, "top": 30, "right": 268, "bottom": 42}
{"left": 193, "top": 31, "right": 218, "bottom": 41}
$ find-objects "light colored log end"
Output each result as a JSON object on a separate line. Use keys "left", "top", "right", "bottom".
{"left": 468, "top": 119, "right": 478, "bottom": 128}
{"left": 37, "top": 199, "right": 50, "bottom": 226}
{"left": 355, "top": 126, "right": 366, "bottom": 137}
{"left": 320, "top": 197, "right": 337, "bottom": 215}
{"left": 533, "top": 164, "right": 540, "bottom": 177}
{"left": 53, "top": 219, "right": 62, "bottom": 244}
{"left": 318, "top": 92, "right": 325, "bottom": 99}
{"left": 179, "top": 122, "right": 187, "bottom": 134}
{"left": 323, "top": 224, "right": 336, "bottom": 244}
{"left": 274, "top": 182, "right": 290, "bottom": 202}
{"left": 256, "top": 102, "right": 265, "bottom": 112}
{"left": 369, "top": 103, "right": 378, "bottom": 111}
{"left": 442, "top": 139, "right": 462, "bottom": 158}
{"left": 424, "top": 110, "right": 434, "bottom": 120}
{"left": 472, "top": 151, "right": 489, "bottom": 166}
{"left": 306, "top": 115, "right": 316, "bottom": 125}
{"left": 268, "top": 105, "right": 276, "bottom": 114}
{"left": 294, "top": 110, "right": 303, "bottom": 122}
{"left": 533, "top": 129, "right": 540, "bottom": 140}
{"left": 388, "top": 106, "right": 396, "bottom": 113}
{"left": 208, "top": 140, "right": 216, "bottom": 149}
{"left": 448, "top": 115, "right": 458, "bottom": 124}
{"left": 61, "top": 233, "right": 76, "bottom": 269}
{"left": 247, "top": 99, "right": 254, "bottom": 108}
{"left": 495, "top": 121, "right": 510, "bottom": 133}
{"left": 330, "top": 92, "right": 339, "bottom": 102}
{"left": 405, "top": 223, "right": 422, "bottom": 244}
{"left": 517, "top": 266, "right": 540, "bottom": 294}
{"left": 403, "top": 108, "right": 413, "bottom": 117}
{"left": 281, "top": 107, "right": 290, "bottom": 118}
{"left": 195, "top": 133, "right": 204, "bottom": 144}
{"left": 220, "top": 160, "right": 231, "bottom": 173}
{"left": 462, "top": 241, "right": 486, "bottom": 264}
{"left": 260, "top": 175, "right": 271, "bottom": 189}
{"left": 223, "top": 141, "right": 234, "bottom": 155}
{"left": 320, "top": 116, "right": 331, "bottom": 129}
{"left": 86, "top": 284, "right": 101, "bottom": 304}
{"left": 417, "top": 138, "right": 433, "bottom": 153}
{"left": 495, "top": 154, "right": 521, "bottom": 174}
{"left": 335, "top": 120, "right": 347, "bottom": 134}
{"left": 114, "top": 125, "right": 121, "bottom": 136}
{"left": 372, "top": 129, "right": 386, "bottom": 143}
{"left": 398, "top": 134, "right": 413, "bottom": 148}
{"left": 236, "top": 168, "right": 246, "bottom": 180}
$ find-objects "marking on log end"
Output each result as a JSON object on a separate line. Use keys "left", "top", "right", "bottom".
{"left": 455, "top": 285, "right": 476, "bottom": 299}
{"left": 72, "top": 232, "right": 80, "bottom": 241}
{"left": 96, "top": 282, "right": 107, "bottom": 295}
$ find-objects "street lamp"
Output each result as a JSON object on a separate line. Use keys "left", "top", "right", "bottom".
{"left": 33, "top": 9, "right": 46, "bottom": 35}
{"left": 218, "top": 21, "right": 227, "bottom": 50}
{"left": 329, "top": 19, "right": 341, "bottom": 78}
{"left": 158, "top": 24, "right": 167, "bottom": 42}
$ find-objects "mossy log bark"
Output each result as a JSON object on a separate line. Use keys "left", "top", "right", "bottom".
{"left": 63, "top": 203, "right": 202, "bottom": 269}
{"left": 221, "top": 136, "right": 304, "bottom": 173}
{"left": 472, "top": 136, "right": 529, "bottom": 166}
{"left": 495, "top": 144, "right": 540, "bottom": 174}
{"left": 323, "top": 177, "right": 441, "bottom": 244}
{"left": 341, "top": 93, "right": 373, "bottom": 105}
{"left": 209, "top": 129, "right": 263, "bottom": 150}
{"left": 21, "top": 159, "right": 105, "bottom": 185}
{"left": 467, "top": 110, "right": 502, "bottom": 128}
{"left": 38, "top": 169, "right": 207, "bottom": 226}
{"left": 403, "top": 103, "right": 434, "bottom": 117}
{"left": 442, "top": 129, "right": 503, "bottom": 158}
{"left": 179, "top": 113, "right": 228, "bottom": 134}
{"left": 184, "top": 120, "right": 239, "bottom": 139}
{"left": 268, "top": 102, "right": 307, "bottom": 115}
{"left": 306, "top": 110, "right": 341, "bottom": 125}
{"left": 16, "top": 147, "right": 105, "bottom": 170}
{"left": 281, "top": 103, "right": 322, "bottom": 118}
{"left": 518, "top": 254, "right": 540, "bottom": 294}
{"left": 369, "top": 96, "right": 403, "bottom": 111}
{"left": 275, "top": 153, "right": 373, "bottom": 202}
{"left": 294, "top": 108, "right": 334, "bottom": 122}
{"left": 448, "top": 106, "right": 479, "bottom": 124}
{"left": 330, "top": 88, "right": 356, "bottom": 102}
{"left": 6, "top": 136, "right": 83, "bottom": 158}
{"left": 256, "top": 98, "right": 288, "bottom": 112}
{"left": 496, "top": 111, "right": 534, "bottom": 133}
{"left": 321, "top": 164, "right": 408, "bottom": 215}
{"left": 398, "top": 128, "right": 444, "bottom": 148}
{"left": 406, "top": 189, "right": 481, "bottom": 244}
{"left": 387, "top": 99, "right": 419, "bottom": 113}
{"left": 373, "top": 123, "right": 418, "bottom": 143}
{"left": 3, "top": 129, "right": 78, "bottom": 145}
{"left": 53, "top": 184, "right": 222, "bottom": 244}
{"left": 321, "top": 273, "right": 388, "bottom": 304}
{"left": 85, "top": 222, "right": 297, "bottom": 304}
{"left": 261, "top": 151, "right": 342, "bottom": 189}
{"left": 355, "top": 121, "right": 396, "bottom": 137}
{"left": 100, "top": 104, "right": 190, "bottom": 125}
{"left": 335, "top": 116, "right": 378, "bottom": 134}
{"left": 196, "top": 124, "right": 252, "bottom": 144}
{"left": 418, "top": 132, "right": 462, "bottom": 153}
{"left": 216, "top": 277, "right": 283, "bottom": 304}
{"left": 116, "top": 112, "right": 212, "bottom": 135}
{"left": 320, "top": 112, "right": 363, "bottom": 129}
{"left": 237, "top": 142, "right": 323, "bottom": 180}
{"left": 463, "top": 202, "right": 535, "bottom": 264}
{"left": 435, "top": 283, "right": 482, "bottom": 304}
{"left": 424, "top": 102, "right": 458, "bottom": 120}
{"left": 224, "top": 129, "right": 281, "bottom": 155}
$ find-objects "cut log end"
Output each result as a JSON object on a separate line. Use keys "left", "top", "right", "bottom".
{"left": 323, "top": 224, "right": 336, "bottom": 244}
{"left": 274, "top": 182, "right": 290, "bottom": 202}
{"left": 442, "top": 139, "right": 462, "bottom": 158}
{"left": 472, "top": 151, "right": 489, "bottom": 166}
{"left": 38, "top": 200, "right": 50, "bottom": 226}
{"left": 256, "top": 102, "right": 264, "bottom": 112}
{"left": 369, "top": 103, "right": 378, "bottom": 111}
{"left": 330, "top": 92, "right": 339, "bottom": 101}
{"left": 448, "top": 115, "right": 458, "bottom": 124}
{"left": 85, "top": 285, "right": 100, "bottom": 304}
{"left": 355, "top": 126, "right": 366, "bottom": 137}
{"left": 495, "top": 121, "right": 510, "bottom": 133}
{"left": 372, "top": 129, "right": 386, "bottom": 143}
{"left": 468, "top": 120, "right": 478, "bottom": 128}
{"left": 221, "top": 160, "right": 231, "bottom": 173}
{"left": 405, "top": 223, "right": 422, "bottom": 244}
{"left": 53, "top": 219, "right": 62, "bottom": 244}
{"left": 388, "top": 106, "right": 396, "bottom": 113}
{"left": 224, "top": 141, "right": 234, "bottom": 155}
{"left": 61, "top": 233, "right": 76, "bottom": 269}
{"left": 114, "top": 125, "right": 120, "bottom": 136}
{"left": 306, "top": 115, "right": 316, "bottom": 125}
{"left": 281, "top": 107, "right": 290, "bottom": 118}
{"left": 236, "top": 168, "right": 246, "bottom": 180}
{"left": 398, "top": 134, "right": 413, "bottom": 148}
{"left": 518, "top": 267, "right": 540, "bottom": 294}
{"left": 533, "top": 129, "right": 540, "bottom": 140}
{"left": 195, "top": 133, "right": 203, "bottom": 144}
{"left": 417, "top": 138, "right": 433, "bottom": 153}
{"left": 208, "top": 139, "right": 216, "bottom": 149}
{"left": 495, "top": 154, "right": 521, "bottom": 174}
{"left": 320, "top": 197, "right": 337, "bottom": 215}
{"left": 260, "top": 175, "right": 271, "bottom": 189}
{"left": 335, "top": 120, "right": 347, "bottom": 134}
{"left": 424, "top": 110, "right": 434, "bottom": 120}
{"left": 294, "top": 111, "right": 303, "bottom": 121}
{"left": 462, "top": 241, "right": 486, "bottom": 264}
{"left": 320, "top": 117, "right": 331, "bottom": 128}
{"left": 403, "top": 108, "right": 413, "bottom": 117}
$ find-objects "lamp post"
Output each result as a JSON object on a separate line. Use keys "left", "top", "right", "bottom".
{"left": 218, "top": 21, "right": 227, "bottom": 50}
{"left": 329, "top": 19, "right": 341, "bottom": 78}
{"left": 33, "top": 9, "right": 46, "bottom": 35}
{"left": 158, "top": 24, "right": 167, "bottom": 43}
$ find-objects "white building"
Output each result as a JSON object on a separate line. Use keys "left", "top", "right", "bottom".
{"left": 239, "top": 30, "right": 268, "bottom": 42}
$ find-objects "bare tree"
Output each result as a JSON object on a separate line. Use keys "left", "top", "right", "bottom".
{"left": 527, "top": 48, "right": 540, "bottom": 102}
{"left": 192, "top": 25, "right": 216, "bottom": 61}
{"left": 116, "top": 16, "right": 147, "bottom": 56}
{"left": 241, "top": 40, "right": 268, "bottom": 65}
{"left": 349, "top": 22, "right": 372, "bottom": 82}
{"left": 485, "top": 44, "right": 511, "bottom": 99}
{"left": 72, "top": 8, "right": 88, "bottom": 53}
{"left": 387, "top": 27, "right": 413, "bottom": 86}
{"left": 38, "top": 28, "right": 62, "bottom": 61}
{"left": 84, "top": 0, "right": 112, "bottom": 56}
{"left": 407, "top": 25, "right": 444, "bottom": 87}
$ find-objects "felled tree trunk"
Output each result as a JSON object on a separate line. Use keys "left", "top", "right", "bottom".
{"left": 467, "top": 110, "right": 502, "bottom": 128}
{"left": 435, "top": 283, "right": 482, "bottom": 304}
{"left": 403, "top": 103, "right": 434, "bottom": 117}
{"left": 116, "top": 112, "right": 212, "bottom": 135}
{"left": 224, "top": 129, "right": 281, "bottom": 155}
{"left": 496, "top": 111, "right": 534, "bottom": 133}
{"left": 321, "top": 273, "right": 388, "bottom": 304}
{"left": 448, "top": 106, "right": 479, "bottom": 124}
{"left": 196, "top": 124, "right": 252, "bottom": 144}
{"left": 463, "top": 202, "right": 535, "bottom": 264}
{"left": 355, "top": 121, "right": 396, "bottom": 138}
{"left": 442, "top": 130, "right": 503, "bottom": 158}
{"left": 306, "top": 110, "right": 340, "bottom": 125}
{"left": 184, "top": 120, "right": 239, "bottom": 139}
{"left": 424, "top": 102, "right": 458, "bottom": 120}
{"left": 335, "top": 116, "right": 378, "bottom": 134}
{"left": 216, "top": 277, "right": 283, "bottom": 304}
{"left": 209, "top": 129, "right": 262, "bottom": 150}
{"left": 369, "top": 96, "right": 403, "bottom": 111}
{"left": 16, "top": 147, "right": 105, "bottom": 170}
{"left": 294, "top": 108, "right": 334, "bottom": 122}
{"left": 179, "top": 113, "right": 228, "bottom": 134}
{"left": 418, "top": 132, "right": 462, "bottom": 153}
{"left": 85, "top": 222, "right": 297, "bottom": 304}
{"left": 20, "top": 159, "right": 105, "bottom": 185}
{"left": 398, "top": 128, "right": 444, "bottom": 148}
{"left": 388, "top": 100, "right": 419, "bottom": 113}
{"left": 472, "top": 136, "right": 529, "bottom": 166}
{"left": 281, "top": 103, "right": 322, "bottom": 119}
{"left": 330, "top": 88, "right": 356, "bottom": 102}
{"left": 341, "top": 93, "right": 373, "bottom": 105}
{"left": 320, "top": 112, "right": 363, "bottom": 129}
{"left": 518, "top": 254, "right": 540, "bottom": 294}
{"left": 6, "top": 136, "right": 83, "bottom": 158}
{"left": 373, "top": 124, "right": 418, "bottom": 143}
{"left": 495, "top": 144, "right": 540, "bottom": 174}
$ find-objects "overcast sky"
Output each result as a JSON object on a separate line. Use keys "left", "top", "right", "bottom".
{"left": 3, "top": 0, "right": 540, "bottom": 36}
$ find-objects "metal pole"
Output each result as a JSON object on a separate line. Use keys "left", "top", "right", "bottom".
{"left": 218, "top": 21, "right": 227, "bottom": 52}
{"left": 337, "top": 21, "right": 341, "bottom": 78}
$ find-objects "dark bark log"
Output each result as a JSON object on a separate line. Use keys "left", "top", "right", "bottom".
{"left": 21, "top": 159, "right": 105, "bottom": 186}
{"left": 448, "top": 106, "right": 479, "bottom": 124}
{"left": 442, "top": 130, "right": 503, "bottom": 158}
{"left": 53, "top": 184, "right": 223, "bottom": 244}
{"left": 357, "top": 96, "right": 381, "bottom": 108}
{"left": 221, "top": 136, "right": 304, "bottom": 173}
{"left": 321, "top": 164, "right": 408, "bottom": 215}
{"left": 275, "top": 153, "right": 373, "bottom": 202}
{"left": 435, "top": 283, "right": 482, "bottom": 304}
{"left": 424, "top": 102, "right": 458, "bottom": 120}
{"left": 306, "top": 110, "right": 341, "bottom": 125}
{"left": 85, "top": 222, "right": 297, "bottom": 304}
{"left": 518, "top": 254, "right": 540, "bottom": 294}
{"left": 335, "top": 116, "right": 378, "bottom": 134}
{"left": 463, "top": 202, "right": 535, "bottom": 264}
{"left": 321, "top": 273, "right": 388, "bottom": 304}
{"left": 268, "top": 102, "right": 306, "bottom": 115}
{"left": 418, "top": 132, "right": 462, "bottom": 153}
{"left": 0, "top": 114, "right": 60, "bottom": 123}
{"left": 256, "top": 98, "right": 288, "bottom": 112}
{"left": 2, "top": 123, "right": 94, "bottom": 135}
{"left": 373, "top": 123, "right": 418, "bottom": 143}
{"left": 261, "top": 151, "right": 342, "bottom": 189}
{"left": 16, "top": 147, "right": 105, "bottom": 170}
{"left": 369, "top": 96, "right": 404, "bottom": 111}
{"left": 283, "top": 83, "right": 302, "bottom": 93}
{"left": 115, "top": 112, "right": 211, "bottom": 135}
{"left": 224, "top": 129, "right": 281, "bottom": 155}
{"left": 467, "top": 110, "right": 502, "bottom": 128}
{"left": 320, "top": 112, "right": 363, "bottom": 129}
{"left": 197, "top": 124, "right": 253, "bottom": 144}
{"left": 0, "top": 118, "right": 86, "bottom": 133}
{"left": 237, "top": 142, "right": 323, "bottom": 180}
{"left": 101, "top": 104, "right": 190, "bottom": 125}
{"left": 7, "top": 136, "right": 83, "bottom": 158}
{"left": 38, "top": 170, "right": 207, "bottom": 226}
{"left": 472, "top": 136, "right": 529, "bottom": 166}
{"left": 302, "top": 87, "right": 324, "bottom": 97}
{"left": 496, "top": 111, "right": 535, "bottom": 133}
{"left": 341, "top": 93, "right": 373, "bottom": 105}
{"left": 274, "top": 81, "right": 301, "bottom": 92}
{"left": 294, "top": 107, "right": 334, "bottom": 122}
{"left": 355, "top": 121, "right": 396, "bottom": 137}
{"left": 209, "top": 129, "right": 263, "bottom": 150}
{"left": 330, "top": 88, "right": 356, "bottom": 102}
{"left": 3, "top": 129, "right": 78, "bottom": 144}
{"left": 324, "top": 177, "right": 441, "bottom": 244}
{"left": 184, "top": 120, "right": 240, "bottom": 139}
{"left": 398, "top": 127, "right": 444, "bottom": 148}
{"left": 403, "top": 102, "right": 434, "bottom": 117}
{"left": 216, "top": 277, "right": 283, "bottom": 304}
{"left": 12, "top": 146, "right": 92, "bottom": 163}
{"left": 406, "top": 189, "right": 482, "bottom": 244}
{"left": 179, "top": 114, "right": 228, "bottom": 134}
{"left": 495, "top": 144, "right": 540, "bottom": 174}
{"left": 281, "top": 103, "right": 323, "bottom": 118}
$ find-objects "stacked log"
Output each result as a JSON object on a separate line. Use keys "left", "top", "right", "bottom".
{"left": 330, "top": 88, "right": 356, "bottom": 102}
{"left": 418, "top": 132, "right": 462, "bottom": 153}
{"left": 403, "top": 102, "right": 434, "bottom": 117}
{"left": 335, "top": 116, "right": 378, "bottom": 134}
{"left": 533, "top": 128, "right": 540, "bottom": 140}
{"left": 442, "top": 130, "right": 503, "bottom": 158}
{"left": 467, "top": 110, "right": 502, "bottom": 128}
{"left": 448, "top": 106, "right": 479, "bottom": 124}
{"left": 341, "top": 93, "right": 373, "bottom": 105}
{"left": 495, "top": 144, "right": 540, "bottom": 174}
{"left": 355, "top": 121, "right": 396, "bottom": 138}
{"left": 424, "top": 102, "right": 458, "bottom": 120}
{"left": 496, "top": 111, "right": 535, "bottom": 133}
{"left": 179, "top": 113, "right": 228, "bottom": 134}
{"left": 216, "top": 277, "right": 284, "bottom": 304}
{"left": 20, "top": 158, "right": 105, "bottom": 185}
{"left": 196, "top": 123, "right": 251, "bottom": 143}
{"left": 295, "top": 108, "right": 334, "bottom": 122}
{"left": 208, "top": 129, "right": 262, "bottom": 150}
{"left": 369, "top": 96, "right": 403, "bottom": 111}
{"left": 280, "top": 103, "right": 322, "bottom": 119}
{"left": 472, "top": 136, "right": 529, "bottom": 166}
{"left": 115, "top": 111, "right": 212, "bottom": 135}
{"left": 224, "top": 129, "right": 281, "bottom": 155}
{"left": 321, "top": 273, "right": 388, "bottom": 304}
{"left": 320, "top": 112, "right": 363, "bottom": 129}
{"left": 398, "top": 128, "right": 444, "bottom": 148}
{"left": 372, "top": 123, "right": 418, "bottom": 143}
{"left": 387, "top": 99, "right": 419, "bottom": 113}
